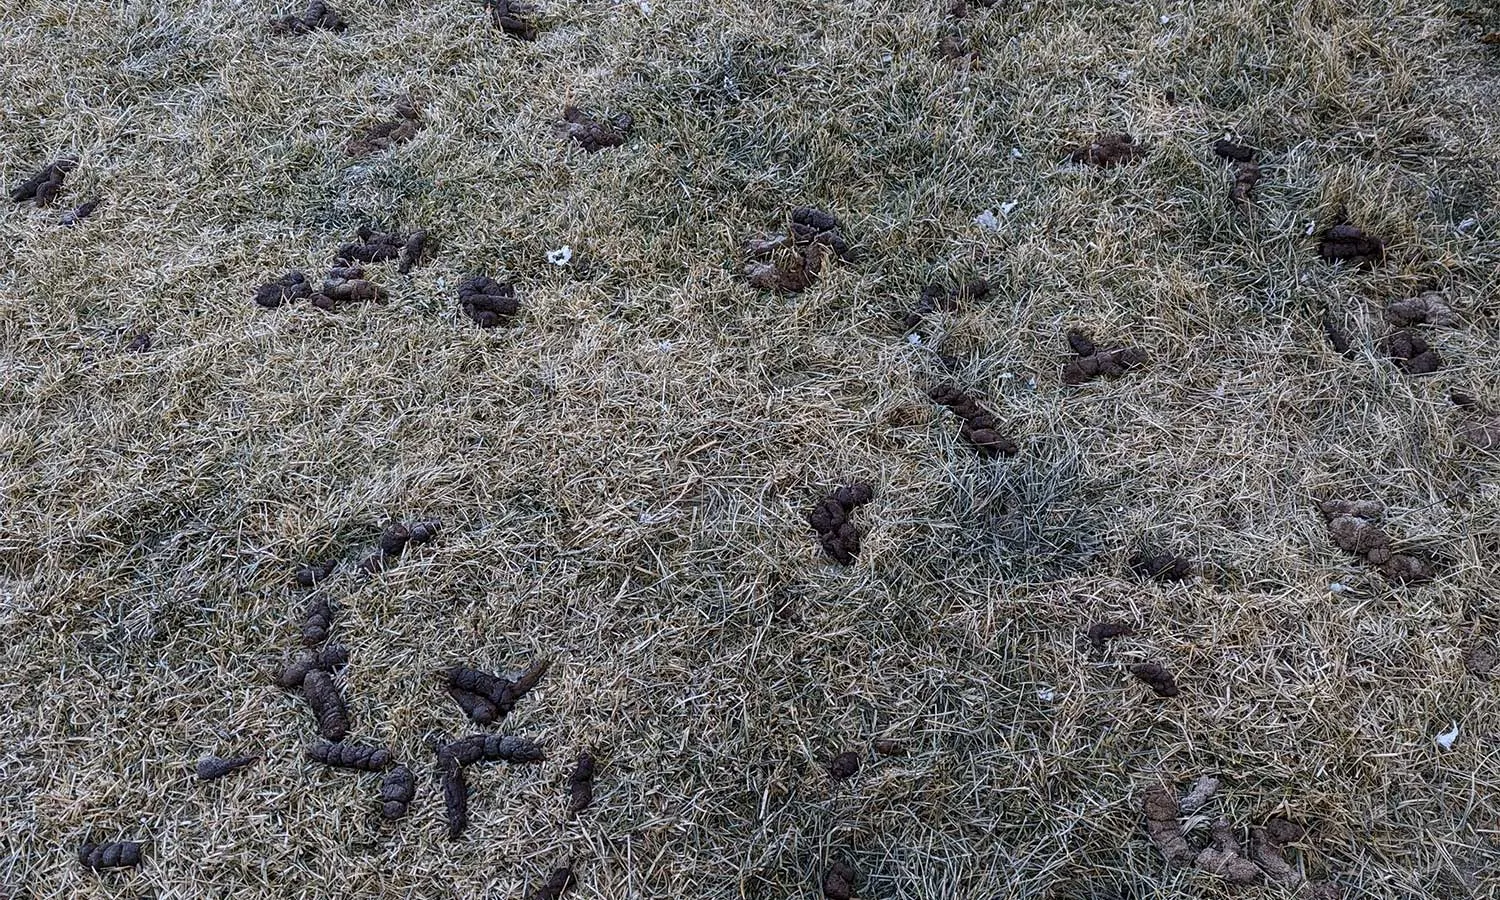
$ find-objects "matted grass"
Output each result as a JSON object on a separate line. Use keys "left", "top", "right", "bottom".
{"left": 2, "top": 0, "right": 1498, "bottom": 896}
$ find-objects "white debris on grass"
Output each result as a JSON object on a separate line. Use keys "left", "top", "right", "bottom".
{"left": 547, "top": 245, "right": 572, "bottom": 266}
{"left": 973, "top": 209, "right": 1000, "bottom": 230}
{"left": 1435, "top": 721, "right": 1460, "bottom": 750}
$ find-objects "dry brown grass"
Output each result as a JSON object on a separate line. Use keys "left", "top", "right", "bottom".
{"left": 2, "top": 0, "right": 1499, "bottom": 896}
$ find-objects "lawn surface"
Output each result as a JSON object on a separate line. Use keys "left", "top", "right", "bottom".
{"left": 2, "top": 0, "right": 1498, "bottom": 897}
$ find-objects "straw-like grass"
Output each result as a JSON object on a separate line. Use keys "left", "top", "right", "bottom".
{"left": 2, "top": 0, "right": 1498, "bottom": 896}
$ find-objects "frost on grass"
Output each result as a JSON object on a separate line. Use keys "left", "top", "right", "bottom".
{"left": 807, "top": 482, "right": 874, "bottom": 565}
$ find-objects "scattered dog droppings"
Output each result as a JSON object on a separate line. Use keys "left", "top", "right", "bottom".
{"left": 743, "top": 207, "right": 852, "bottom": 293}
{"left": 9, "top": 157, "right": 75, "bottom": 206}
{"left": 567, "top": 753, "right": 596, "bottom": 812}
{"left": 929, "top": 383, "right": 1018, "bottom": 456}
{"left": 379, "top": 765, "right": 416, "bottom": 820}
{"left": 307, "top": 741, "right": 392, "bottom": 771}
{"left": 79, "top": 841, "right": 142, "bottom": 871}
{"left": 195, "top": 755, "right": 258, "bottom": 780}
{"left": 808, "top": 482, "right": 874, "bottom": 565}
{"left": 1067, "top": 133, "right": 1146, "bottom": 167}
{"left": 828, "top": 751, "right": 860, "bottom": 780}
{"left": 486, "top": 0, "right": 538, "bottom": 40}
{"left": 527, "top": 867, "right": 576, "bottom": 900}
{"left": 270, "top": 0, "right": 346, "bottom": 34}
{"left": 562, "top": 106, "right": 634, "bottom": 153}
{"left": 1319, "top": 223, "right": 1384, "bottom": 265}
{"left": 1128, "top": 662, "right": 1180, "bottom": 697}
{"left": 301, "top": 670, "right": 349, "bottom": 741}
{"left": 823, "top": 860, "right": 859, "bottom": 900}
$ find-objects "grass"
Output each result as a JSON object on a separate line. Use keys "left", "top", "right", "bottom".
{"left": 2, "top": 0, "right": 1498, "bottom": 896}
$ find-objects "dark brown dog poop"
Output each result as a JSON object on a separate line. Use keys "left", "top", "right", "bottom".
{"left": 345, "top": 102, "right": 422, "bottom": 157}
{"left": 527, "top": 867, "right": 576, "bottom": 900}
{"left": 253, "top": 270, "right": 315, "bottom": 309}
{"left": 1385, "top": 329, "right": 1442, "bottom": 375}
{"left": 1229, "top": 159, "right": 1262, "bottom": 206}
{"left": 61, "top": 197, "right": 103, "bottom": 226}
{"left": 1385, "top": 292, "right": 1456, "bottom": 328}
{"left": 270, "top": 0, "right": 347, "bottom": 34}
{"left": 741, "top": 207, "right": 854, "bottom": 293}
{"left": 1130, "top": 550, "right": 1193, "bottom": 583}
{"left": 828, "top": 751, "right": 860, "bottom": 780}
{"left": 307, "top": 740, "right": 393, "bottom": 771}
{"left": 459, "top": 276, "right": 519, "bottom": 328}
{"left": 1128, "top": 662, "right": 1180, "bottom": 697}
{"left": 312, "top": 266, "right": 385, "bottom": 312}
{"left": 928, "top": 383, "right": 1019, "bottom": 457}
{"left": 562, "top": 105, "right": 634, "bottom": 153}
{"left": 823, "top": 860, "right": 860, "bottom": 900}
{"left": 807, "top": 482, "right": 875, "bottom": 565}
{"left": 79, "top": 841, "right": 143, "bottom": 871}
{"left": 567, "top": 753, "right": 596, "bottom": 813}
{"left": 195, "top": 754, "right": 259, "bottom": 780}
{"left": 1318, "top": 223, "right": 1385, "bottom": 265}
{"left": 359, "top": 517, "right": 441, "bottom": 573}
{"left": 1212, "top": 139, "right": 1256, "bottom": 163}
{"left": 486, "top": 0, "right": 539, "bottom": 40}
{"left": 1317, "top": 498, "right": 1435, "bottom": 584}
{"left": 1061, "top": 328, "right": 1148, "bottom": 384}
{"left": 1068, "top": 133, "right": 1146, "bottom": 167}
{"left": 379, "top": 765, "right": 416, "bottom": 820}
{"left": 9, "top": 157, "right": 76, "bottom": 206}
{"left": 294, "top": 559, "right": 337, "bottom": 588}
{"left": 336, "top": 226, "right": 430, "bottom": 275}
{"left": 902, "top": 278, "right": 990, "bottom": 330}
